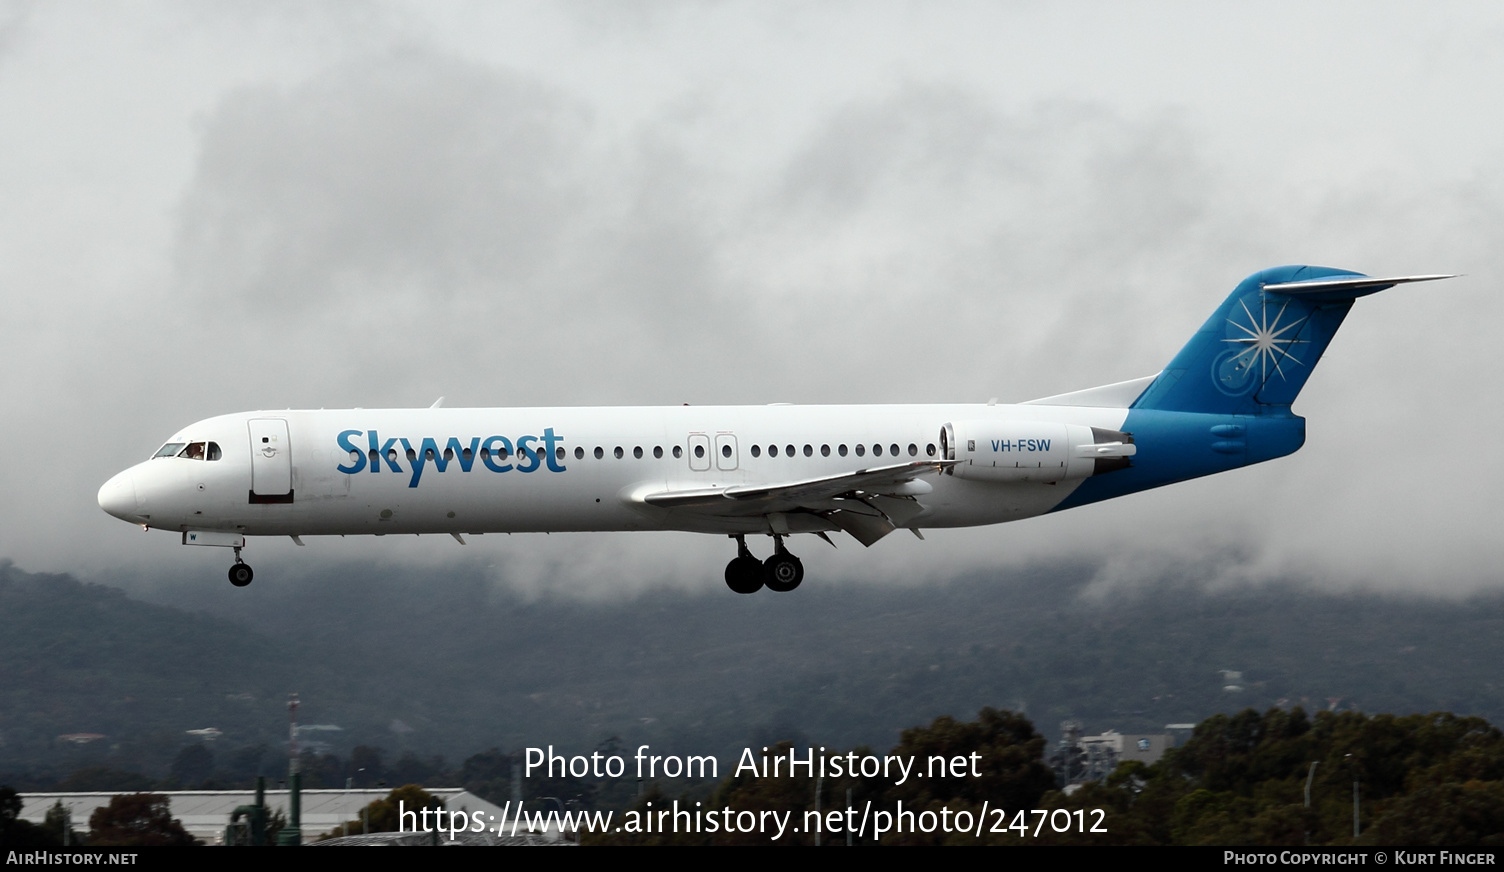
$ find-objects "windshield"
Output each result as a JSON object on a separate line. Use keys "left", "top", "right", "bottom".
{"left": 152, "top": 442, "right": 186, "bottom": 459}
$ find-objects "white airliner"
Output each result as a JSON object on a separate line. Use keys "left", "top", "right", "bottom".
{"left": 99, "top": 266, "right": 1451, "bottom": 593}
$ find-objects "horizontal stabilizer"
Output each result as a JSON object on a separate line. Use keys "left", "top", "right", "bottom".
{"left": 1132, "top": 265, "right": 1456, "bottom": 414}
{"left": 1263, "top": 274, "right": 1457, "bottom": 298}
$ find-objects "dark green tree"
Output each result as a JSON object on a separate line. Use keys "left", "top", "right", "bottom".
{"left": 316, "top": 784, "right": 443, "bottom": 840}
{"left": 87, "top": 794, "right": 195, "bottom": 846}
{"left": 42, "top": 800, "right": 85, "bottom": 846}
{"left": 0, "top": 786, "right": 60, "bottom": 847}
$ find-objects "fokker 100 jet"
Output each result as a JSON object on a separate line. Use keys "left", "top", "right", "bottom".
{"left": 99, "top": 266, "right": 1451, "bottom": 593}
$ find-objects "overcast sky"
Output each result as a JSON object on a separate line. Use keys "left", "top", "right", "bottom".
{"left": 3, "top": 2, "right": 1500, "bottom": 598}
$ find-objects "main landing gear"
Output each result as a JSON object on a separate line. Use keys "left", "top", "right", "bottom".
{"left": 228, "top": 547, "right": 254, "bottom": 587}
{"left": 724, "top": 535, "right": 805, "bottom": 594}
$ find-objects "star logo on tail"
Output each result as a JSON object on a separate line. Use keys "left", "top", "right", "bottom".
{"left": 1223, "top": 296, "right": 1308, "bottom": 383}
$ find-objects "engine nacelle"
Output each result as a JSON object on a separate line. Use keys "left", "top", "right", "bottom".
{"left": 940, "top": 421, "right": 1136, "bottom": 483}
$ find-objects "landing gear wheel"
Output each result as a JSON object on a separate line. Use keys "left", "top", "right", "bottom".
{"left": 724, "top": 556, "right": 764, "bottom": 594}
{"left": 228, "top": 563, "right": 254, "bottom": 587}
{"left": 724, "top": 535, "right": 764, "bottom": 594}
{"left": 763, "top": 553, "right": 804, "bottom": 592}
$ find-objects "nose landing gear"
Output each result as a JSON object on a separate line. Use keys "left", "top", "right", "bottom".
{"left": 723, "top": 535, "right": 804, "bottom": 594}
{"left": 228, "top": 547, "right": 254, "bottom": 587}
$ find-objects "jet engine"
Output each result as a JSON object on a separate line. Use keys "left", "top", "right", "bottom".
{"left": 939, "top": 421, "right": 1136, "bottom": 483}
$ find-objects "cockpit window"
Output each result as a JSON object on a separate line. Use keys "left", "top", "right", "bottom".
{"left": 159, "top": 441, "right": 222, "bottom": 461}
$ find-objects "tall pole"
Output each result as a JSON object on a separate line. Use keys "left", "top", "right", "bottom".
{"left": 1352, "top": 777, "right": 1360, "bottom": 838}
{"left": 814, "top": 774, "right": 822, "bottom": 847}
{"left": 1344, "top": 753, "right": 1359, "bottom": 840}
{"left": 276, "top": 693, "right": 303, "bottom": 846}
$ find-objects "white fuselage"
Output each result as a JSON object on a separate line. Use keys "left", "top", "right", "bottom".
{"left": 98, "top": 403, "right": 1132, "bottom": 540}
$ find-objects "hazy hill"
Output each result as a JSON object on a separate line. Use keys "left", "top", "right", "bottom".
{"left": 2, "top": 558, "right": 1501, "bottom": 782}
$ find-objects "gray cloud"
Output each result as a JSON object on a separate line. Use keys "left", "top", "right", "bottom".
{"left": 2, "top": 3, "right": 1500, "bottom": 599}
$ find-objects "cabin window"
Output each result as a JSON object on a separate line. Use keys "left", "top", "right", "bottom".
{"left": 634, "top": 446, "right": 643, "bottom": 459}
{"left": 614, "top": 447, "right": 624, "bottom": 459}
{"left": 574, "top": 447, "right": 585, "bottom": 460}
{"left": 693, "top": 445, "right": 705, "bottom": 459}
{"left": 721, "top": 444, "right": 732, "bottom": 458}
{"left": 769, "top": 444, "right": 779, "bottom": 457}
{"left": 556, "top": 446, "right": 566, "bottom": 461}
{"left": 673, "top": 446, "right": 683, "bottom": 459}
{"left": 838, "top": 444, "right": 848, "bottom": 457}
{"left": 785, "top": 444, "right": 795, "bottom": 457}
{"left": 821, "top": 444, "right": 830, "bottom": 457}
{"left": 890, "top": 444, "right": 900, "bottom": 456}
{"left": 926, "top": 443, "right": 937, "bottom": 456}
{"left": 463, "top": 447, "right": 474, "bottom": 462}
{"left": 443, "top": 447, "right": 454, "bottom": 461}
{"left": 750, "top": 445, "right": 761, "bottom": 458}
{"left": 803, "top": 444, "right": 813, "bottom": 457}
{"left": 653, "top": 446, "right": 663, "bottom": 459}
{"left": 594, "top": 446, "right": 604, "bottom": 460}
{"left": 872, "top": 444, "right": 883, "bottom": 456}
{"left": 908, "top": 443, "right": 917, "bottom": 456}
{"left": 855, "top": 444, "right": 865, "bottom": 457}
{"left": 406, "top": 448, "right": 418, "bottom": 462}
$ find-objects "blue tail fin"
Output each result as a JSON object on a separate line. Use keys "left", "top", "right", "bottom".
{"left": 1131, "top": 266, "right": 1452, "bottom": 415}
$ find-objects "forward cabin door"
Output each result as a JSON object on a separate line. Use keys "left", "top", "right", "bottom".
{"left": 248, "top": 418, "right": 294, "bottom": 503}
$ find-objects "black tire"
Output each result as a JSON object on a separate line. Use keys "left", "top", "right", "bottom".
{"left": 763, "top": 553, "right": 804, "bottom": 592}
{"left": 228, "top": 564, "right": 254, "bottom": 587}
{"left": 724, "top": 556, "right": 764, "bottom": 594}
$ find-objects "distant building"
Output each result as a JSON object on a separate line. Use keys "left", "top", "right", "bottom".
{"left": 18, "top": 788, "right": 512, "bottom": 845}
{"left": 1051, "top": 722, "right": 1174, "bottom": 788}
{"left": 1082, "top": 730, "right": 1172, "bottom": 765}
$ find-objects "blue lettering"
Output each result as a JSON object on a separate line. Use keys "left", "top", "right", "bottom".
{"left": 481, "top": 436, "right": 513, "bottom": 473}
{"left": 542, "top": 428, "right": 566, "bottom": 472}
{"left": 400, "top": 437, "right": 455, "bottom": 488}
{"left": 516, "top": 435, "right": 540, "bottom": 473}
{"left": 338, "top": 429, "right": 565, "bottom": 483}
{"left": 445, "top": 437, "right": 480, "bottom": 472}
{"left": 336, "top": 430, "right": 366, "bottom": 474}
{"left": 369, "top": 430, "right": 401, "bottom": 473}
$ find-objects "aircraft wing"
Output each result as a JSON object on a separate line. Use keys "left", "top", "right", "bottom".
{"left": 638, "top": 459, "right": 957, "bottom": 546}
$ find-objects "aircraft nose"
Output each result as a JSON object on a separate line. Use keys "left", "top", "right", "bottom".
{"left": 98, "top": 471, "right": 142, "bottom": 523}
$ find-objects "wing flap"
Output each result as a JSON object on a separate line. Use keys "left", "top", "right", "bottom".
{"left": 637, "top": 460, "right": 955, "bottom": 546}
{"left": 640, "top": 460, "right": 954, "bottom": 513}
